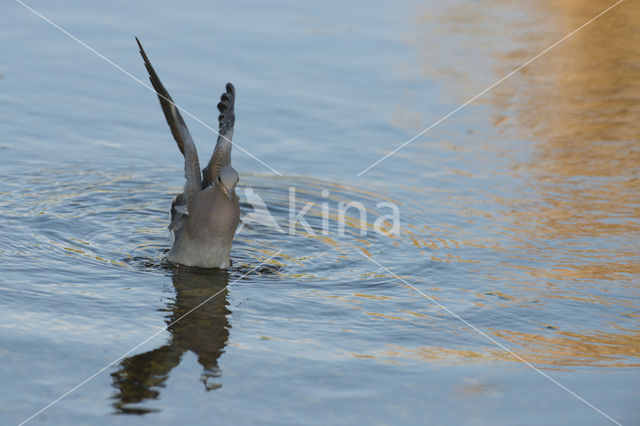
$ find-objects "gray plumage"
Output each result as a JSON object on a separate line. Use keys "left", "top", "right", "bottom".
{"left": 136, "top": 37, "right": 240, "bottom": 268}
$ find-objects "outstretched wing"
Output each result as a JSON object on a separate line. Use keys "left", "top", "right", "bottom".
{"left": 202, "top": 83, "right": 235, "bottom": 189}
{"left": 136, "top": 37, "right": 202, "bottom": 196}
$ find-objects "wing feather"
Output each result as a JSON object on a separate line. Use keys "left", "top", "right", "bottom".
{"left": 136, "top": 37, "right": 202, "bottom": 196}
{"left": 202, "top": 83, "right": 235, "bottom": 189}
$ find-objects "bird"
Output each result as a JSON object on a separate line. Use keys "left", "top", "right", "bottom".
{"left": 136, "top": 37, "right": 240, "bottom": 268}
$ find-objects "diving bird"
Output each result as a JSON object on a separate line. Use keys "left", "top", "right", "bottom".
{"left": 136, "top": 37, "right": 240, "bottom": 268}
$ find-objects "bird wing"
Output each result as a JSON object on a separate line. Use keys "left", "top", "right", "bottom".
{"left": 136, "top": 37, "right": 202, "bottom": 197}
{"left": 202, "top": 83, "right": 235, "bottom": 189}
{"left": 169, "top": 193, "right": 188, "bottom": 236}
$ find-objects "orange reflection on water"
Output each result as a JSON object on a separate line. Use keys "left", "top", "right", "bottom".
{"left": 492, "top": 328, "right": 640, "bottom": 367}
{"left": 489, "top": 0, "right": 640, "bottom": 285}
{"left": 378, "top": 0, "right": 640, "bottom": 367}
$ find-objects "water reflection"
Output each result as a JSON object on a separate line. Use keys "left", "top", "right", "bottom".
{"left": 111, "top": 266, "right": 230, "bottom": 414}
{"left": 487, "top": 0, "right": 640, "bottom": 364}
{"left": 494, "top": 0, "right": 640, "bottom": 248}
{"left": 390, "top": 0, "right": 640, "bottom": 368}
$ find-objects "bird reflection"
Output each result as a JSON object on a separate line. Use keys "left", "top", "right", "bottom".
{"left": 111, "top": 266, "right": 231, "bottom": 414}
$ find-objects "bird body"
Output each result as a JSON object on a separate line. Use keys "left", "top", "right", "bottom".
{"left": 168, "top": 185, "right": 240, "bottom": 268}
{"left": 136, "top": 37, "right": 240, "bottom": 268}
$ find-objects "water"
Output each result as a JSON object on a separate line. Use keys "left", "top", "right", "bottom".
{"left": 1, "top": 0, "right": 639, "bottom": 424}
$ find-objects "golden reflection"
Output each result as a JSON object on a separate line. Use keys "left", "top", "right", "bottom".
{"left": 111, "top": 267, "right": 230, "bottom": 414}
{"left": 492, "top": 328, "right": 640, "bottom": 367}
{"left": 373, "top": 329, "right": 640, "bottom": 368}
{"left": 482, "top": 1, "right": 640, "bottom": 368}
{"left": 489, "top": 0, "right": 640, "bottom": 254}
{"left": 394, "top": 0, "right": 640, "bottom": 367}
{"left": 366, "top": 312, "right": 406, "bottom": 321}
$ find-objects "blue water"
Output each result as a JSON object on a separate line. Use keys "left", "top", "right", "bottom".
{"left": 1, "top": 0, "right": 639, "bottom": 424}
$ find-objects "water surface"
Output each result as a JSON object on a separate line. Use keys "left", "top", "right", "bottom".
{"left": 1, "top": 0, "right": 639, "bottom": 424}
